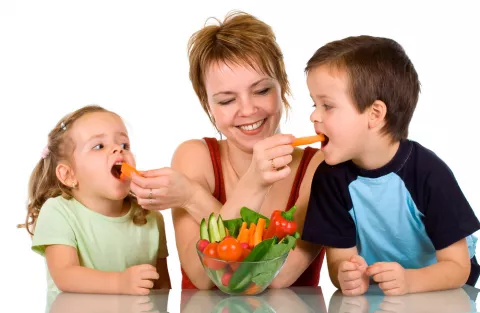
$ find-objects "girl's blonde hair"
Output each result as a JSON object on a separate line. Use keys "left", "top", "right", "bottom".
{"left": 19, "top": 105, "right": 148, "bottom": 235}
{"left": 188, "top": 11, "right": 291, "bottom": 126}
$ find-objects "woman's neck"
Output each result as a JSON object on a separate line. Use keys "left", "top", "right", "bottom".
{"left": 225, "top": 142, "right": 254, "bottom": 180}
{"left": 72, "top": 191, "right": 129, "bottom": 217}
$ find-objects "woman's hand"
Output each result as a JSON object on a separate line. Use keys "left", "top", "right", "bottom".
{"left": 130, "top": 168, "right": 196, "bottom": 211}
{"left": 245, "top": 133, "right": 295, "bottom": 188}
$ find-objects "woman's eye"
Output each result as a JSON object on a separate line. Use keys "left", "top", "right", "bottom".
{"left": 219, "top": 99, "right": 234, "bottom": 105}
{"left": 93, "top": 144, "right": 104, "bottom": 150}
{"left": 256, "top": 88, "right": 270, "bottom": 95}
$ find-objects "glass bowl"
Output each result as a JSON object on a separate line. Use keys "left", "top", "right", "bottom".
{"left": 196, "top": 245, "right": 288, "bottom": 296}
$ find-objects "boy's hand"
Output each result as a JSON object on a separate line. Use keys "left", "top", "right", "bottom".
{"left": 119, "top": 264, "right": 159, "bottom": 295}
{"left": 367, "top": 262, "right": 409, "bottom": 296}
{"left": 338, "top": 255, "right": 369, "bottom": 296}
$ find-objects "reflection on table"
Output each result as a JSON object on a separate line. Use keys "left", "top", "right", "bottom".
{"left": 47, "top": 289, "right": 169, "bottom": 313}
{"left": 180, "top": 287, "right": 327, "bottom": 313}
{"left": 328, "top": 285, "right": 480, "bottom": 313}
{"left": 45, "top": 284, "right": 480, "bottom": 313}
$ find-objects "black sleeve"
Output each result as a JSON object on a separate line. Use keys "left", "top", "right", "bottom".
{"left": 422, "top": 156, "right": 480, "bottom": 250}
{"left": 302, "top": 162, "right": 357, "bottom": 248}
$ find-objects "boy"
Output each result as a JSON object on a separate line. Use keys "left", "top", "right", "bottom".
{"left": 301, "top": 35, "right": 480, "bottom": 296}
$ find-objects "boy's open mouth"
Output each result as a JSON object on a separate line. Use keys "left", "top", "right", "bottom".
{"left": 111, "top": 163, "right": 122, "bottom": 179}
{"left": 320, "top": 134, "right": 329, "bottom": 149}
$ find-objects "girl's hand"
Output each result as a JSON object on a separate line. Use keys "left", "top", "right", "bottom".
{"left": 119, "top": 264, "right": 159, "bottom": 295}
{"left": 245, "top": 134, "right": 295, "bottom": 188}
{"left": 130, "top": 168, "right": 195, "bottom": 211}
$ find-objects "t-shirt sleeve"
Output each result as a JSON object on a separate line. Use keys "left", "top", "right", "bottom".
{"left": 422, "top": 158, "right": 480, "bottom": 250}
{"left": 31, "top": 198, "right": 77, "bottom": 256}
{"left": 302, "top": 162, "right": 357, "bottom": 248}
{"left": 155, "top": 212, "right": 169, "bottom": 259}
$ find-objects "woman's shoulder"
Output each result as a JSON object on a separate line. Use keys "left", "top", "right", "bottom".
{"left": 171, "top": 138, "right": 217, "bottom": 192}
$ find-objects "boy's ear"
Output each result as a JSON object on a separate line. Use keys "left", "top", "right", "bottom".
{"left": 56, "top": 163, "right": 77, "bottom": 188}
{"left": 368, "top": 100, "right": 387, "bottom": 130}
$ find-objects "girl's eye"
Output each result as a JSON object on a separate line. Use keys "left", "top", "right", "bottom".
{"left": 323, "top": 104, "right": 332, "bottom": 110}
{"left": 93, "top": 144, "right": 104, "bottom": 150}
{"left": 256, "top": 88, "right": 270, "bottom": 95}
{"left": 121, "top": 143, "right": 130, "bottom": 150}
{"left": 312, "top": 103, "right": 317, "bottom": 108}
{"left": 219, "top": 99, "right": 234, "bottom": 105}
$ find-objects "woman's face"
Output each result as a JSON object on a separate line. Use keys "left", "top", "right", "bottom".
{"left": 204, "top": 61, "right": 283, "bottom": 152}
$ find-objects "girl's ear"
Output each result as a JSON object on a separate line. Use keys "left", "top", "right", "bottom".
{"left": 56, "top": 163, "right": 77, "bottom": 188}
{"left": 367, "top": 100, "right": 387, "bottom": 130}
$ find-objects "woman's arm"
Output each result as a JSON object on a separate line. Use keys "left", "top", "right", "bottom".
{"left": 171, "top": 136, "right": 295, "bottom": 288}
{"left": 270, "top": 150, "right": 325, "bottom": 288}
{"left": 46, "top": 245, "right": 159, "bottom": 295}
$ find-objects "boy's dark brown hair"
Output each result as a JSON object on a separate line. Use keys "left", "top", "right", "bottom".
{"left": 305, "top": 35, "right": 420, "bottom": 141}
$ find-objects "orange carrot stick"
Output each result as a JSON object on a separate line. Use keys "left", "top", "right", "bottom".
{"left": 120, "top": 162, "right": 141, "bottom": 180}
{"left": 237, "top": 222, "right": 249, "bottom": 243}
{"left": 253, "top": 218, "right": 266, "bottom": 246}
{"left": 248, "top": 224, "right": 257, "bottom": 248}
{"left": 292, "top": 134, "right": 325, "bottom": 147}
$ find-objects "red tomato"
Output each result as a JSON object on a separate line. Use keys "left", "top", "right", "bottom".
{"left": 197, "top": 239, "right": 210, "bottom": 253}
{"left": 230, "top": 248, "right": 251, "bottom": 271}
{"left": 217, "top": 238, "right": 243, "bottom": 262}
{"left": 240, "top": 242, "right": 249, "bottom": 250}
{"left": 202, "top": 242, "right": 226, "bottom": 270}
{"left": 221, "top": 271, "right": 233, "bottom": 286}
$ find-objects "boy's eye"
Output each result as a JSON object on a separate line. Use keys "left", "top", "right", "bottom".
{"left": 93, "top": 144, "right": 104, "bottom": 150}
{"left": 255, "top": 88, "right": 270, "bottom": 95}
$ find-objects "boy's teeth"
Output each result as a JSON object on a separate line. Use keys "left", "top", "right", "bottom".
{"left": 239, "top": 119, "right": 264, "bottom": 131}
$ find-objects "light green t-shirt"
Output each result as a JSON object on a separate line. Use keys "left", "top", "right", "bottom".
{"left": 32, "top": 196, "right": 168, "bottom": 291}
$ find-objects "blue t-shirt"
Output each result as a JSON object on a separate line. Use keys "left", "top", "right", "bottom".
{"left": 303, "top": 140, "right": 480, "bottom": 283}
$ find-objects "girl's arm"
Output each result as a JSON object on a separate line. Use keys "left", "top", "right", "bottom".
{"left": 46, "top": 245, "right": 159, "bottom": 295}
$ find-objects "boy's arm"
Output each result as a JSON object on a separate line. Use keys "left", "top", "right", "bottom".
{"left": 406, "top": 238, "right": 470, "bottom": 293}
{"left": 326, "top": 246, "right": 360, "bottom": 288}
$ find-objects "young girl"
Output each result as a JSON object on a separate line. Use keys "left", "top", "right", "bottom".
{"left": 20, "top": 105, "right": 170, "bottom": 295}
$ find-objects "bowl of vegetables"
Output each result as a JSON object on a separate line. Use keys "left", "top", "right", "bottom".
{"left": 196, "top": 206, "right": 299, "bottom": 295}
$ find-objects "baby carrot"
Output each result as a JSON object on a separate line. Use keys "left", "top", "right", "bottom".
{"left": 253, "top": 218, "right": 266, "bottom": 246}
{"left": 248, "top": 224, "right": 257, "bottom": 248}
{"left": 237, "top": 222, "right": 249, "bottom": 243}
{"left": 120, "top": 162, "right": 141, "bottom": 180}
{"left": 292, "top": 134, "right": 325, "bottom": 147}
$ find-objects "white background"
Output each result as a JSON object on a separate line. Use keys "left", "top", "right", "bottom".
{"left": 1, "top": 1, "right": 479, "bottom": 312}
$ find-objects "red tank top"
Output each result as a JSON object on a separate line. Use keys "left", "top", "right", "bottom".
{"left": 181, "top": 138, "right": 325, "bottom": 289}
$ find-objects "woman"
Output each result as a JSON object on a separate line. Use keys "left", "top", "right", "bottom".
{"left": 131, "top": 11, "right": 325, "bottom": 289}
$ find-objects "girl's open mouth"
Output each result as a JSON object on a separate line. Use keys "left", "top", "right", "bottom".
{"left": 111, "top": 163, "right": 122, "bottom": 179}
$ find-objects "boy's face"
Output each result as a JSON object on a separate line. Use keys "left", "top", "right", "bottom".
{"left": 307, "top": 65, "right": 369, "bottom": 165}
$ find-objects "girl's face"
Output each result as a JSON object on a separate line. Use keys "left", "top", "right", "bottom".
{"left": 204, "top": 61, "right": 283, "bottom": 152}
{"left": 68, "top": 112, "right": 135, "bottom": 201}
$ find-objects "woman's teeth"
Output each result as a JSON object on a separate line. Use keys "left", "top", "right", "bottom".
{"left": 239, "top": 119, "right": 265, "bottom": 131}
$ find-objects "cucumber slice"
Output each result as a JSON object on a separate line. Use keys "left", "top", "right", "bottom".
{"left": 208, "top": 213, "right": 221, "bottom": 242}
{"left": 200, "top": 218, "right": 209, "bottom": 241}
{"left": 217, "top": 215, "right": 227, "bottom": 240}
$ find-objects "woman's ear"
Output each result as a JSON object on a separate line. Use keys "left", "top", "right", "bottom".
{"left": 368, "top": 100, "right": 387, "bottom": 130}
{"left": 56, "top": 163, "right": 77, "bottom": 188}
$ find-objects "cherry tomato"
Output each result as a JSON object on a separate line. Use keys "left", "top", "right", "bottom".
{"left": 202, "top": 242, "right": 226, "bottom": 270}
{"left": 217, "top": 237, "right": 243, "bottom": 262}
{"left": 197, "top": 239, "right": 209, "bottom": 253}
{"left": 230, "top": 248, "right": 251, "bottom": 271}
{"left": 221, "top": 271, "right": 233, "bottom": 286}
